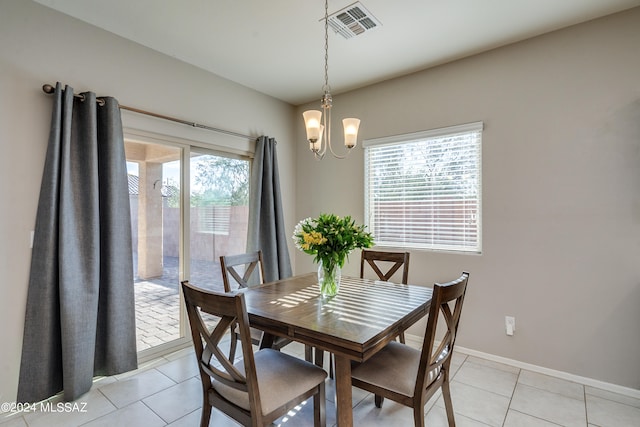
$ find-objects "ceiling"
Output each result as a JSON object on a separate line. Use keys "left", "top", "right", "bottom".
{"left": 35, "top": 0, "right": 640, "bottom": 106}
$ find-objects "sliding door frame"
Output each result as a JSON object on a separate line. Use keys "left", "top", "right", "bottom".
{"left": 124, "top": 128, "right": 253, "bottom": 363}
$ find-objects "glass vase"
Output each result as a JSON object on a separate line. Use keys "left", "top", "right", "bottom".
{"left": 317, "top": 260, "right": 341, "bottom": 298}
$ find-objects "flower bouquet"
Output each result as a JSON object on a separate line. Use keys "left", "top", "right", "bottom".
{"left": 293, "top": 213, "right": 374, "bottom": 297}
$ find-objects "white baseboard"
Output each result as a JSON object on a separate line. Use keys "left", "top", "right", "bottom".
{"left": 404, "top": 333, "right": 640, "bottom": 400}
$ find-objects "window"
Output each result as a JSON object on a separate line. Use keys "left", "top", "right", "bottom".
{"left": 364, "top": 122, "right": 482, "bottom": 253}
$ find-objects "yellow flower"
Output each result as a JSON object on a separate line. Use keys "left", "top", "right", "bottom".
{"left": 302, "top": 231, "right": 327, "bottom": 246}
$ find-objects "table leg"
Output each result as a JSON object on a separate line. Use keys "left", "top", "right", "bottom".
{"left": 314, "top": 347, "right": 324, "bottom": 367}
{"left": 259, "top": 332, "right": 275, "bottom": 349}
{"left": 334, "top": 355, "right": 353, "bottom": 427}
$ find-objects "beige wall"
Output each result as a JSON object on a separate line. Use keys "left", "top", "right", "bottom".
{"left": 0, "top": 0, "right": 297, "bottom": 403}
{"left": 1, "top": 0, "right": 639, "bottom": 405}
{"left": 295, "top": 8, "right": 640, "bottom": 389}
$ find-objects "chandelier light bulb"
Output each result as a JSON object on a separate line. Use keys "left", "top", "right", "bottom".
{"left": 342, "top": 118, "right": 360, "bottom": 149}
{"left": 310, "top": 125, "right": 324, "bottom": 152}
{"left": 303, "top": 110, "right": 323, "bottom": 142}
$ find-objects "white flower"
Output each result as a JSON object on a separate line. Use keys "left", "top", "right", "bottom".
{"left": 292, "top": 217, "right": 313, "bottom": 250}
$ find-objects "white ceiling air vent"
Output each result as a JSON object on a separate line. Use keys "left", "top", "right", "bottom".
{"left": 326, "top": 2, "right": 381, "bottom": 39}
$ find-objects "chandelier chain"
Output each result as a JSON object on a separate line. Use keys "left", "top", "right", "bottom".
{"left": 323, "top": 0, "right": 329, "bottom": 91}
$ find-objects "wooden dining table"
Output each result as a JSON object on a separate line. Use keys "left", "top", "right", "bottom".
{"left": 242, "top": 273, "right": 433, "bottom": 427}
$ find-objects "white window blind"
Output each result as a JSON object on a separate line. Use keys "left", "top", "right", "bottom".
{"left": 364, "top": 122, "right": 482, "bottom": 253}
{"left": 197, "top": 205, "right": 231, "bottom": 236}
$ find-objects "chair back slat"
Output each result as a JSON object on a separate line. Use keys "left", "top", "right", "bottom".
{"left": 416, "top": 272, "right": 469, "bottom": 394}
{"left": 360, "top": 250, "right": 410, "bottom": 284}
{"left": 199, "top": 317, "right": 247, "bottom": 385}
{"left": 220, "top": 251, "right": 265, "bottom": 291}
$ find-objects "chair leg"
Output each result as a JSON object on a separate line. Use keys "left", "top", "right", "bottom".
{"left": 314, "top": 349, "right": 334, "bottom": 379}
{"left": 374, "top": 394, "right": 384, "bottom": 408}
{"left": 399, "top": 331, "right": 406, "bottom": 344}
{"left": 442, "top": 379, "right": 456, "bottom": 427}
{"left": 327, "top": 354, "right": 335, "bottom": 379}
{"left": 413, "top": 405, "right": 425, "bottom": 427}
{"left": 200, "top": 401, "right": 212, "bottom": 427}
{"left": 228, "top": 328, "right": 238, "bottom": 363}
{"left": 313, "top": 381, "right": 326, "bottom": 427}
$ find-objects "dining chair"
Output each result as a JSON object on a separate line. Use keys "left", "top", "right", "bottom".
{"left": 220, "top": 251, "right": 304, "bottom": 363}
{"left": 182, "top": 280, "right": 327, "bottom": 427}
{"left": 360, "top": 249, "right": 410, "bottom": 283}
{"left": 350, "top": 272, "right": 470, "bottom": 427}
{"left": 360, "top": 249, "right": 410, "bottom": 343}
{"left": 220, "top": 251, "right": 266, "bottom": 293}
{"left": 318, "top": 249, "right": 412, "bottom": 379}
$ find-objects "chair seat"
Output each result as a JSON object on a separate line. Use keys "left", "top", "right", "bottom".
{"left": 351, "top": 341, "right": 440, "bottom": 398}
{"left": 212, "top": 348, "right": 327, "bottom": 415}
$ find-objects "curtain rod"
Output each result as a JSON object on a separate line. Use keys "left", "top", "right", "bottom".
{"left": 42, "top": 84, "right": 253, "bottom": 140}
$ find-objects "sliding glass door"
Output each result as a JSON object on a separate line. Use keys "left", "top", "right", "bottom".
{"left": 189, "top": 150, "right": 250, "bottom": 292}
{"left": 125, "top": 141, "right": 183, "bottom": 353}
{"left": 125, "top": 138, "right": 250, "bottom": 356}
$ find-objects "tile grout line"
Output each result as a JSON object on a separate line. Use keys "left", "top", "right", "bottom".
{"left": 502, "top": 366, "right": 522, "bottom": 427}
{"left": 507, "top": 408, "right": 565, "bottom": 426}
{"left": 139, "top": 399, "right": 169, "bottom": 426}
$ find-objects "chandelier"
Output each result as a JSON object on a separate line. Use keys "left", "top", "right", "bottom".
{"left": 303, "top": 0, "right": 361, "bottom": 160}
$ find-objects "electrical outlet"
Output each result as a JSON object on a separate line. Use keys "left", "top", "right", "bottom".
{"left": 505, "top": 316, "right": 515, "bottom": 336}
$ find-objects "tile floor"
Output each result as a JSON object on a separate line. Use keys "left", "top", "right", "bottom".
{"left": 2, "top": 340, "right": 639, "bottom": 427}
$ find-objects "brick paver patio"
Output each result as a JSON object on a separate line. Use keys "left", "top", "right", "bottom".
{"left": 134, "top": 256, "right": 226, "bottom": 351}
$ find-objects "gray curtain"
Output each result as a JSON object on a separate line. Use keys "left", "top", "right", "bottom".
{"left": 18, "top": 83, "right": 137, "bottom": 403}
{"left": 246, "top": 136, "right": 292, "bottom": 282}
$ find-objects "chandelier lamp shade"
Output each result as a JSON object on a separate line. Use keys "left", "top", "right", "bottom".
{"left": 303, "top": 0, "right": 361, "bottom": 160}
